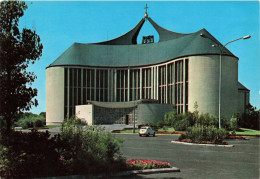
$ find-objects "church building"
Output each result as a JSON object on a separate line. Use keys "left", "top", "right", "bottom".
{"left": 46, "top": 10, "right": 250, "bottom": 125}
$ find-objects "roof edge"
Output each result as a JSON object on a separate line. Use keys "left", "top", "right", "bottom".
{"left": 92, "top": 18, "right": 145, "bottom": 45}
{"left": 46, "top": 53, "right": 238, "bottom": 69}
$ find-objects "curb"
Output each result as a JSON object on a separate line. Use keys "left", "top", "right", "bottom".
{"left": 111, "top": 132, "right": 180, "bottom": 136}
{"left": 104, "top": 167, "right": 180, "bottom": 177}
{"left": 171, "top": 141, "right": 234, "bottom": 147}
{"left": 37, "top": 167, "right": 180, "bottom": 178}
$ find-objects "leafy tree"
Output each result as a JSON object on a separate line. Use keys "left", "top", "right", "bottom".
{"left": 239, "top": 104, "right": 260, "bottom": 130}
{"left": 39, "top": 111, "right": 46, "bottom": 118}
{"left": 0, "top": 1, "right": 43, "bottom": 133}
{"left": 15, "top": 112, "right": 45, "bottom": 129}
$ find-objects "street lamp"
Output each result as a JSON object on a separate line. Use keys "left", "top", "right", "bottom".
{"left": 200, "top": 33, "right": 251, "bottom": 128}
{"left": 133, "top": 73, "right": 136, "bottom": 133}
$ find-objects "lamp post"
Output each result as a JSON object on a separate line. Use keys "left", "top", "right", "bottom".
{"left": 200, "top": 34, "right": 251, "bottom": 128}
{"left": 133, "top": 73, "right": 136, "bottom": 133}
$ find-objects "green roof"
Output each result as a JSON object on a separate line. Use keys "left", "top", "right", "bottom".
{"left": 48, "top": 17, "right": 237, "bottom": 68}
{"left": 238, "top": 82, "right": 250, "bottom": 91}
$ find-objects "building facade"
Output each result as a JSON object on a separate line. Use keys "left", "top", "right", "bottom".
{"left": 46, "top": 15, "right": 249, "bottom": 125}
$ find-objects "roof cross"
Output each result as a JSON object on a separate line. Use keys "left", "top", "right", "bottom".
{"left": 144, "top": 4, "right": 149, "bottom": 18}
{"left": 144, "top": 4, "right": 149, "bottom": 13}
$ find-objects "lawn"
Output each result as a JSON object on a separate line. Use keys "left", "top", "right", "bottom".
{"left": 26, "top": 125, "right": 60, "bottom": 130}
{"left": 233, "top": 128, "right": 260, "bottom": 136}
{"left": 119, "top": 129, "right": 140, "bottom": 133}
{"left": 157, "top": 127, "right": 175, "bottom": 132}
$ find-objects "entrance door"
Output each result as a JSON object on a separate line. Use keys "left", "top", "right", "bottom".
{"left": 125, "top": 115, "right": 129, "bottom": 125}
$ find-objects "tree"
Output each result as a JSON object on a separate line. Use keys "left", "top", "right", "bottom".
{"left": 39, "top": 112, "right": 46, "bottom": 118}
{"left": 239, "top": 104, "right": 260, "bottom": 130}
{"left": 0, "top": 1, "right": 43, "bottom": 133}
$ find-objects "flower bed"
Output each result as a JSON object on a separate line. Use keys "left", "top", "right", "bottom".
{"left": 175, "top": 138, "right": 228, "bottom": 145}
{"left": 156, "top": 131, "right": 186, "bottom": 134}
{"left": 126, "top": 159, "right": 172, "bottom": 170}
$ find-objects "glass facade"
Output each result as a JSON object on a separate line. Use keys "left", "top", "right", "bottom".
{"left": 64, "top": 58, "right": 189, "bottom": 117}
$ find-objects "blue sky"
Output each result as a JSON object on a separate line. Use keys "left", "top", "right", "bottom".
{"left": 19, "top": 1, "right": 260, "bottom": 114}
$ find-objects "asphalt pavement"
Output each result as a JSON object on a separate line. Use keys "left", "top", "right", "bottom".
{"left": 38, "top": 124, "right": 135, "bottom": 133}
{"left": 36, "top": 126, "right": 259, "bottom": 178}
{"left": 114, "top": 134, "right": 260, "bottom": 179}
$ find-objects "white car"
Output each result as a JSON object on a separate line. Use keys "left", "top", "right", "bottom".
{"left": 139, "top": 126, "right": 155, "bottom": 137}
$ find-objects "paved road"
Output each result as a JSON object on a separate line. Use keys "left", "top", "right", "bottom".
{"left": 39, "top": 124, "right": 135, "bottom": 133}
{"left": 113, "top": 134, "right": 259, "bottom": 179}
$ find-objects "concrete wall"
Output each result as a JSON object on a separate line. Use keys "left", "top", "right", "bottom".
{"left": 94, "top": 106, "right": 137, "bottom": 125}
{"left": 137, "top": 104, "right": 174, "bottom": 125}
{"left": 237, "top": 90, "right": 250, "bottom": 116}
{"left": 75, "top": 105, "right": 94, "bottom": 125}
{"left": 188, "top": 55, "right": 238, "bottom": 121}
{"left": 46, "top": 67, "right": 65, "bottom": 125}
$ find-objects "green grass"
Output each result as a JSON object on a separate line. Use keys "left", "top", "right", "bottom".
{"left": 119, "top": 129, "right": 140, "bottom": 133}
{"left": 232, "top": 128, "right": 260, "bottom": 136}
{"left": 157, "top": 127, "right": 175, "bottom": 132}
{"left": 27, "top": 125, "right": 60, "bottom": 130}
{"left": 46, "top": 125, "right": 60, "bottom": 129}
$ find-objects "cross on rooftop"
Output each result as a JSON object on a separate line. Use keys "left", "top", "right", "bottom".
{"left": 144, "top": 4, "right": 149, "bottom": 13}
{"left": 144, "top": 4, "right": 149, "bottom": 18}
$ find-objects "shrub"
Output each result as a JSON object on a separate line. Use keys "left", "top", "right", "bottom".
{"left": 173, "top": 118, "right": 190, "bottom": 131}
{"left": 164, "top": 110, "right": 178, "bottom": 126}
{"left": 196, "top": 113, "right": 218, "bottom": 127}
{"left": 178, "top": 133, "right": 187, "bottom": 140}
{"left": 35, "top": 119, "right": 44, "bottom": 127}
{"left": 0, "top": 116, "right": 127, "bottom": 178}
{"left": 220, "top": 117, "right": 230, "bottom": 129}
{"left": 196, "top": 113, "right": 230, "bottom": 129}
{"left": 162, "top": 125, "right": 168, "bottom": 131}
{"left": 15, "top": 113, "right": 45, "bottom": 129}
{"left": 144, "top": 120, "right": 166, "bottom": 131}
{"left": 164, "top": 111, "right": 195, "bottom": 131}
{"left": 57, "top": 116, "right": 126, "bottom": 174}
{"left": 183, "top": 124, "right": 228, "bottom": 144}
{"left": 164, "top": 110, "right": 230, "bottom": 131}
{"left": 0, "top": 145, "right": 9, "bottom": 176}
{"left": 230, "top": 114, "right": 240, "bottom": 131}
{"left": 0, "top": 130, "right": 62, "bottom": 178}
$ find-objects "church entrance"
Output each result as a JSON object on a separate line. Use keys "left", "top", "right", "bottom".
{"left": 125, "top": 115, "right": 129, "bottom": 125}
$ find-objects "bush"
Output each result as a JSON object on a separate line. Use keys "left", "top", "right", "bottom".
{"left": 57, "top": 116, "right": 126, "bottom": 174}
{"left": 173, "top": 118, "right": 190, "bottom": 131}
{"left": 35, "top": 119, "right": 44, "bottom": 127}
{"left": 164, "top": 110, "right": 230, "bottom": 131}
{"left": 164, "top": 111, "right": 195, "bottom": 131}
{"left": 0, "top": 130, "right": 62, "bottom": 178}
{"left": 148, "top": 120, "right": 165, "bottom": 131}
{"left": 183, "top": 124, "right": 228, "bottom": 144}
{"left": 15, "top": 112, "right": 45, "bottom": 129}
{"left": 196, "top": 113, "right": 229, "bottom": 129}
{"left": 220, "top": 117, "right": 230, "bottom": 129}
{"left": 196, "top": 113, "right": 218, "bottom": 127}
{"left": 230, "top": 114, "right": 240, "bottom": 131}
{"left": 164, "top": 110, "right": 178, "bottom": 126}
{"left": 0, "top": 116, "right": 127, "bottom": 178}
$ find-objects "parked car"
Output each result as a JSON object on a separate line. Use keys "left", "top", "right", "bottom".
{"left": 139, "top": 126, "right": 155, "bottom": 137}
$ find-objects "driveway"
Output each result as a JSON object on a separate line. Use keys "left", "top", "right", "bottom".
{"left": 113, "top": 134, "right": 259, "bottom": 179}
{"left": 41, "top": 124, "right": 135, "bottom": 133}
